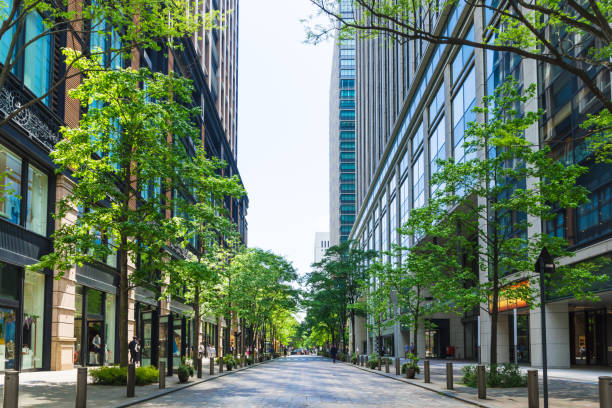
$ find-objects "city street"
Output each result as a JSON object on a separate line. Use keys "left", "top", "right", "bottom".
{"left": 133, "top": 356, "right": 469, "bottom": 408}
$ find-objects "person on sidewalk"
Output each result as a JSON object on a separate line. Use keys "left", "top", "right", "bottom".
{"left": 129, "top": 337, "right": 138, "bottom": 364}
{"left": 330, "top": 344, "right": 338, "bottom": 364}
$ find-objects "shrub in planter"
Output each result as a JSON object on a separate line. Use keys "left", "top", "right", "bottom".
{"left": 366, "top": 354, "right": 379, "bottom": 369}
{"left": 350, "top": 353, "right": 358, "bottom": 364}
{"left": 223, "top": 355, "right": 236, "bottom": 370}
{"left": 177, "top": 365, "right": 191, "bottom": 383}
{"left": 401, "top": 353, "right": 420, "bottom": 379}
{"left": 273, "top": 353, "right": 280, "bottom": 359}
{"left": 89, "top": 366, "right": 159, "bottom": 386}
{"left": 461, "top": 364, "right": 527, "bottom": 388}
{"left": 247, "top": 356, "right": 254, "bottom": 365}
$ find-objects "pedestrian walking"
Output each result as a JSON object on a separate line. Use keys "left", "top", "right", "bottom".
{"left": 129, "top": 337, "right": 138, "bottom": 364}
{"left": 330, "top": 344, "right": 338, "bottom": 364}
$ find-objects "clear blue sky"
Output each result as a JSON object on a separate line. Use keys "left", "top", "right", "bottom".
{"left": 237, "top": 1, "right": 333, "bottom": 277}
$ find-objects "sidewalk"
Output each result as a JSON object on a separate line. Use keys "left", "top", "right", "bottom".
{"left": 0, "top": 359, "right": 264, "bottom": 408}
{"left": 348, "top": 357, "right": 606, "bottom": 407}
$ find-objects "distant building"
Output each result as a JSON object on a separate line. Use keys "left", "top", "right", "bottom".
{"left": 314, "top": 232, "right": 331, "bottom": 264}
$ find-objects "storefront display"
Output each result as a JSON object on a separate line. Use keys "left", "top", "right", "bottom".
{"left": 173, "top": 318, "right": 182, "bottom": 368}
{"left": 0, "top": 307, "right": 16, "bottom": 370}
{"left": 22, "top": 271, "right": 44, "bottom": 369}
{"left": 105, "top": 294, "right": 116, "bottom": 364}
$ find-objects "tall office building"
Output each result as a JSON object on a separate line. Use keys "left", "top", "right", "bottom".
{"left": 351, "top": 3, "right": 611, "bottom": 368}
{"left": 329, "top": 2, "right": 357, "bottom": 245}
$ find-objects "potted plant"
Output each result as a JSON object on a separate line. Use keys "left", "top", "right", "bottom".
{"left": 401, "top": 353, "right": 420, "bottom": 379}
{"left": 223, "top": 355, "right": 236, "bottom": 371}
{"left": 177, "top": 364, "right": 193, "bottom": 383}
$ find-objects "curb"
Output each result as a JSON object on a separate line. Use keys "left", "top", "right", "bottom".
{"left": 337, "top": 359, "right": 495, "bottom": 408}
{"left": 113, "top": 359, "right": 274, "bottom": 408}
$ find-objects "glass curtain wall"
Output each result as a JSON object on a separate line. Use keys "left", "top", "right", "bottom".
{"left": 22, "top": 271, "right": 44, "bottom": 369}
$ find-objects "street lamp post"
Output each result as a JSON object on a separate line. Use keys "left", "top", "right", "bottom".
{"left": 536, "top": 247, "right": 554, "bottom": 408}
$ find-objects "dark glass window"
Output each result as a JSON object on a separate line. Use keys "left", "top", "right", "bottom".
{"left": 0, "top": 262, "right": 18, "bottom": 300}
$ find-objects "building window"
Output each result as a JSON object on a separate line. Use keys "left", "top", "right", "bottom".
{"left": 340, "top": 152, "right": 355, "bottom": 161}
{"left": 26, "top": 164, "right": 48, "bottom": 235}
{"left": 340, "top": 59, "right": 355, "bottom": 67}
{"left": 0, "top": 0, "right": 15, "bottom": 67}
{"left": 576, "top": 182, "right": 612, "bottom": 244}
{"left": 429, "top": 116, "right": 446, "bottom": 195}
{"left": 340, "top": 79, "right": 355, "bottom": 88}
{"left": 341, "top": 183, "right": 355, "bottom": 192}
{"left": 340, "top": 69, "right": 355, "bottom": 77}
{"left": 340, "top": 90, "right": 355, "bottom": 98}
{"left": 453, "top": 68, "right": 476, "bottom": 163}
{"left": 341, "top": 194, "right": 356, "bottom": 202}
{"left": 0, "top": 145, "right": 22, "bottom": 225}
{"left": 340, "top": 121, "right": 355, "bottom": 130}
{"left": 340, "top": 142, "right": 355, "bottom": 150}
{"left": 412, "top": 152, "right": 425, "bottom": 210}
{"left": 340, "top": 100, "right": 355, "bottom": 109}
{"left": 341, "top": 214, "right": 355, "bottom": 223}
{"left": 340, "top": 173, "right": 355, "bottom": 181}
{"left": 340, "top": 205, "right": 355, "bottom": 213}
{"left": 340, "top": 131, "right": 355, "bottom": 140}
{"left": 452, "top": 25, "right": 475, "bottom": 84}
{"left": 340, "top": 49, "right": 355, "bottom": 57}
{"left": 23, "top": 12, "right": 51, "bottom": 105}
{"left": 340, "top": 110, "right": 355, "bottom": 120}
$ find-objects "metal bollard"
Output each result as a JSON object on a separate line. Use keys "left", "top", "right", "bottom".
{"left": 385, "top": 358, "right": 390, "bottom": 373}
{"left": 395, "top": 358, "right": 400, "bottom": 375}
{"left": 365, "top": 355, "right": 368, "bottom": 367}
{"left": 3, "top": 370, "right": 18, "bottom": 408}
{"left": 477, "top": 365, "right": 486, "bottom": 399}
{"left": 599, "top": 376, "right": 612, "bottom": 408}
{"left": 528, "top": 370, "right": 539, "bottom": 408}
{"left": 76, "top": 366, "right": 87, "bottom": 408}
{"left": 424, "top": 360, "right": 430, "bottom": 383}
{"left": 209, "top": 357, "right": 215, "bottom": 375}
{"left": 219, "top": 356, "right": 224, "bottom": 373}
{"left": 197, "top": 357, "right": 202, "bottom": 378}
{"left": 127, "top": 363, "right": 135, "bottom": 398}
{"left": 378, "top": 357, "right": 382, "bottom": 371}
{"left": 446, "top": 363, "right": 453, "bottom": 390}
{"left": 159, "top": 361, "right": 166, "bottom": 389}
{"left": 360, "top": 355, "right": 364, "bottom": 366}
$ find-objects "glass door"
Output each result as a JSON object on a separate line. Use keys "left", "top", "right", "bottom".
{"left": 142, "top": 312, "right": 152, "bottom": 367}
{"left": 87, "top": 320, "right": 103, "bottom": 366}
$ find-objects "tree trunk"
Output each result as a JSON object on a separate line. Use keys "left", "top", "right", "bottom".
{"left": 350, "top": 309, "right": 356, "bottom": 354}
{"left": 119, "top": 244, "right": 129, "bottom": 367}
{"left": 192, "top": 286, "right": 200, "bottom": 362}
{"left": 490, "top": 289, "right": 499, "bottom": 366}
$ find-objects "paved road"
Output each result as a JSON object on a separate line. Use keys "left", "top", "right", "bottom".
{"left": 134, "top": 356, "right": 470, "bottom": 407}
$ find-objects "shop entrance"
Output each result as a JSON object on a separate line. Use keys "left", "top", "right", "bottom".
{"left": 87, "top": 320, "right": 103, "bottom": 366}
{"left": 570, "top": 309, "right": 608, "bottom": 366}
{"left": 425, "top": 319, "right": 450, "bottom": 358}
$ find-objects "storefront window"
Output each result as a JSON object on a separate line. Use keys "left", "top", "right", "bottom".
{"left": 0, "top": 308, "right": 16, "bottom": 370}
{"left": 74, "top": 286, "right": 83, "bottom": 365}
{"left": 22, "top": 270, "right": 44, "bottom": 369}
{"left": 87, "top": 289, "right": 103, "bottom": 365}
{"left": 26, "top": 164, "right": 48, "bottom": 236}
{"left": 105, "top": 294, "right": 116, "bottom": 364}
{"left": 173, "top": 317, "right": 182, "bottom": 368}
{"left": 141, "top": 311, "right": 152, "bottom": 367}
{"left": 0, "top": 145, "right": 22, "bottom": 224}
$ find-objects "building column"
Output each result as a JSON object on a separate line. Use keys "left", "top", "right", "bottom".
{"left": 529, "top": 303, "right": 570, "bottom": 368}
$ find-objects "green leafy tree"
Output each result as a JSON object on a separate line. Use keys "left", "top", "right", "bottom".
{"left": 165, "top": 150, "right": 245, "bottom": 363}
{"left": 0, "top": 0, "right": 215, "bottom": 125}
{"left": 402, "top": 80, "right": 608, "bottom": 365}
{"left": 308, "top": 0, "right": 612, "bottom": 161}
{"left": 228, "top": 248, "right": 299, "bottom": 353}
{"left": 354, "top": 260, "right": 395, "bottom": 356}
{"left": 29, "top": 55, "right": 200, "bottom": 367}
{"left": 308, "top": 241, "right": 377, "bottom": 353}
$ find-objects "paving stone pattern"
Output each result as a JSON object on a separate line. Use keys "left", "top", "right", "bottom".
{"left": 134, "top": 356, "right": 470, "bottom": 408}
